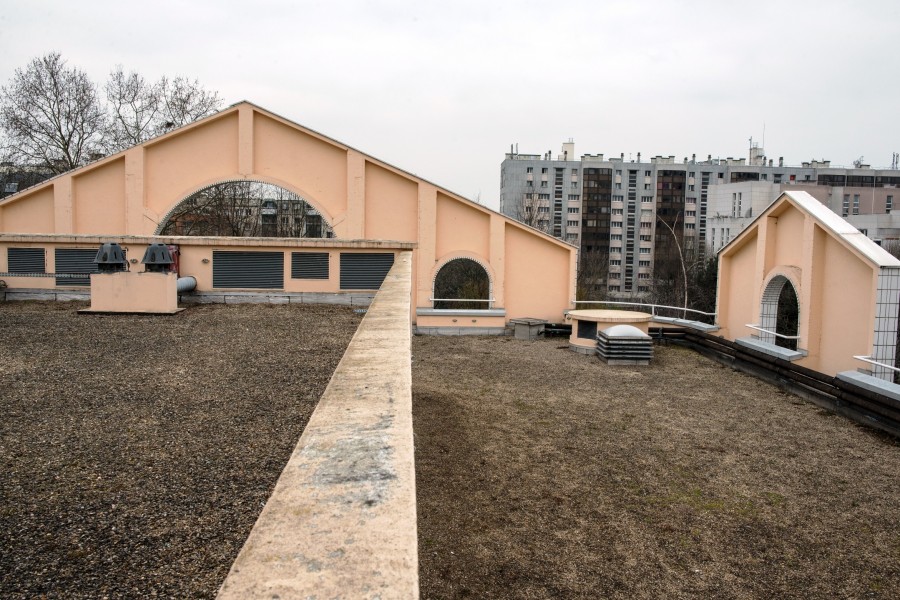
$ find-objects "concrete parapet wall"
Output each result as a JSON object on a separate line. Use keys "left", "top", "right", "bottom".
{"left": 3, "top": 288, "right": 89, "bottom": 302}
{"left": 181, "top": 290, "right": 375, "bottom": 306}
{"left": 217, "top": 251, "right": 417, "bottom": 598}
{"left": 415, "top": 325, "right": 510, "bottom": 336}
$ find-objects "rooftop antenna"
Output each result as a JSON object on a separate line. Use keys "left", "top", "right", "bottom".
{"left": 892, "top": 152, "right": 899, "bottom": 170}
{"left": 853, "top": 156, "right": 865, "bottom": 168}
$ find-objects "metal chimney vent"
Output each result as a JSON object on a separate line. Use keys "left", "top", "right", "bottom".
{"left": 94, "top": 243, "right": 128, "bottom": 273}
{"left": 141, "top": 243, "right": 174, "bottom": 273}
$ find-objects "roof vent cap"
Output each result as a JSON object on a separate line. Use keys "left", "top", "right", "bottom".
{"left": 141, "top": 243, "right": 174, "bottom": 273}
{"left": 94, "top": 243, "right": 128, "bottom": 273}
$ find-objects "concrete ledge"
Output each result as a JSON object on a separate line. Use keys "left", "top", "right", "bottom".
{"left": 651, "top": 316, "right": 720, "bottom": 332}
{"left": 837, "top": 370, "right": 900, "bottom": 402}
{"left": 181, "top": 291, "right": 375, "bottom": 306}
{"left": 415, "top": 308, "right": 506, "bottom": 317}
{"left": 569, "top": 343, "right": 595, "bottom": 355}
{"left": 735, "top": 336, "right": 807, "bottom": 361}
{"left": 4, "top": 288, "right": 90, "bottom": 302}
{"left": 0, "top": 232, "right": 416, "bottom": 250}
{"left": 414, "top": 326, "right": 510, "bottom": 336}
{"left": 217, "top": 252, "right": 417, "bottom": 598}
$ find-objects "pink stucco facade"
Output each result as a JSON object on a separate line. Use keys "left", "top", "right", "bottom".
{"left": 717, "top": 191, "right": 900, "bottom": 380}
{"left": 0, "top": 102, "right": 577, "bottom": 327}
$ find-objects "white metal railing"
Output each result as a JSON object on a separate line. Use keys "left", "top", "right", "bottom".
{"left": 430, "top": 297, "right": 495, "bottom": 308}
{"left": 853, "top": 355, "right": 900, "bottom": 374}
{"left": 745, "top": 324, "right": 801, "bottom": 340}
{"left": 572, "top": 300, "right": 716, "bottom": 321}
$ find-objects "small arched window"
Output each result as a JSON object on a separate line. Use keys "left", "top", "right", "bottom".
{"left": 433, "top": 258, "right": 490, "bottom": 310}
{"left": 760, "top": 274, "right": 799, "bottom": 350}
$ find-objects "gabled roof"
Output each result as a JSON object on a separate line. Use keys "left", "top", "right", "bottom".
{"left": 721, "top": 190, "right": 900, "bottom": 268}
{"left": 0, "top": 100, "right": 577, "bottom": 250}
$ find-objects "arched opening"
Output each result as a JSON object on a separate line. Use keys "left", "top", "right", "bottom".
{"left": 158, "top": 181, "right": 334, "bottom": 238}
{"left": 759, "top": 275, "right": 799, "bottom": 350}
{"left": 433, "top": 258, "right": 490, "bottom": 310}
{"left": 775, "top": 282, "right": 799, "bottom": 350}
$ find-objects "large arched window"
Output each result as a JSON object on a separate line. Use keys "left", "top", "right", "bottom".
{"left": 433, "top": 258, "right": 491, "bottom": 310}
{"left": 760, "top": 275, "right": 799, "bottom": 350}
{"left": 158, "top": 181, "right": 333, "bottom": 238}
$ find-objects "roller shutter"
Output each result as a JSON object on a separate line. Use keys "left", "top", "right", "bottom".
{"left": 291, "top": 252, "right": 329, "bottom": 280}
{"left": 8, "top": 248, "right": 45, "bottom": 274}
{"left": 339, "top": 253, "right": 394, "bottom": 290}
{"left": 212, "top": 251, "right": 284, "bottom": 289}
{"left": 55, "top": 248, "right": 98, "bottom": 286}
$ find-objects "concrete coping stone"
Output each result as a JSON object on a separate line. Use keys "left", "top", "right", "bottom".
{"left": 0, "top": 232, "right": 417, "bottom": 250}
{"left": 735, "top": 336, "right": 807, "bottom": 361}
{"left": 836, "top": 370, "right": 900, "bottom": 403}
{"left": 217, "top": 251, "right": 417, "bottom": 598}
{"left": 415, "top": 307, "right": 506, "bottom": 317}
{"left": 651, "top": 316, "right": 720, "bottom": 332}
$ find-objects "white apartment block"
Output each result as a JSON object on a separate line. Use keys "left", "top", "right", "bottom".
{"left": 500, "top": 143, "right": 900, "bottom": 298}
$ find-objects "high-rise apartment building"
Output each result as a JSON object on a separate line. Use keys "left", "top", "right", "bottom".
{"left": 500, "top": 143, "right": 900, "bottom": 298}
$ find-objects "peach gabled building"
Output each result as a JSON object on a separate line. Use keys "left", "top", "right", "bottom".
{"left": 0, "top": 101, "right": 577, "bottom": 332}
{"left": 717, "top": 190, "right": 900, "bottom": 381}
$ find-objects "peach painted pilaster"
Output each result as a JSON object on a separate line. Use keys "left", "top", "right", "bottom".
{"left": 53, "top": 179, "right": 73, "bottom": 234}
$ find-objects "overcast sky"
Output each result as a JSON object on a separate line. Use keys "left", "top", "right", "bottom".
{"left": 2, "top": 0, "right": 898, "bottom": 210}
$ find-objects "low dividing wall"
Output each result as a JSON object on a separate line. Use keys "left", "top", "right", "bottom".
{"left": 217, "top": 251, "right": 418, "bottom": 598}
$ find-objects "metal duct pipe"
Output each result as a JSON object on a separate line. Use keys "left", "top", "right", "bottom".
{"left": 176, "top": 276, "right": 197, "bottom": 293}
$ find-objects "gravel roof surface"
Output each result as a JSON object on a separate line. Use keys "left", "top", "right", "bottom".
{"left": 413, "top": 335, "right": 900, "bottom": 599}
{"left": 0, "top": 301, "right": 361, "bottom": 599}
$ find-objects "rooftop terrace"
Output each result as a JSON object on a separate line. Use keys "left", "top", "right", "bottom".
{"left": 2, "top": 301, "right": 899, "bottom": 598}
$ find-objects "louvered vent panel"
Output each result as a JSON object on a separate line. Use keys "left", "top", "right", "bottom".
{"left": 291, "top": 252, "right": 329, "bottom": 280}
{"left": 8, "top": 248, "right": 45, "bottom": 274}
{"left": 339, "top": 253, "right": 394, "bottom": 290}
{"left": 55, "top": 248, "right": 98, "bottom": 286}
{"left": 212, "top": 251, "right": 284, "bottom": 289}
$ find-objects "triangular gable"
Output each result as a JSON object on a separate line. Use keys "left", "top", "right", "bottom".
{"left": 720, "top": 190, "right": 900, "bottom": 269}
{"left": 0, "top": 101, "right": 575, "bottom": 252}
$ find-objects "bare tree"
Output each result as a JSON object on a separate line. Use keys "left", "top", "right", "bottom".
{"left": 516, "top": 191, "right": 552, "bottom": 233}
{"left": 654, "top": 212, "right": 689, "bottom": 313}
{"left": 157, "top": 76, "right": 222, "bottom": 132}
{"left": 159, "top": 181, "right": 331, "bottom": 239}
{"left": 576, "top": 250, "right": 610, "bottom": 301}
{"left": 0, "top": 53, "right": 106, "bottom": 174}
{"left": 881, "top": 239, "right": 900, "bottom": 260}
{"left": 433, "top": 258, "right": 490, "bottom": 309}
{"left": 105, "top": 68, "right": 222, "bottom": 151}
{"left": 104, "top": 67, "right": 161, "bottom": 150}
{"left": 1, "top": 54, "right": 223, "bottom": 174}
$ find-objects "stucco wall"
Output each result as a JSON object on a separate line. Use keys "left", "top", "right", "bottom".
{"left": 717, "top": 192, "right": 892, "bottom": 378}
{"left": 816, "top": 233, "right": 876, "bottom": 375}
{"left": 146, "top": 112, "right": 241, "bottom": 219}
{"left": 73, "top": 158, "right": 126, "bottom": 234}
{"left": 0, "top": 102, "right": 577, "bottom": 324}
{"left": 718, "top": 230, "right": 759, "bottom": 339}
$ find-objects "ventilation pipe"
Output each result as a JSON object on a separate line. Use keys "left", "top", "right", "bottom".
{"left": 177, "top": 276, "right": 197, "bottom": 293}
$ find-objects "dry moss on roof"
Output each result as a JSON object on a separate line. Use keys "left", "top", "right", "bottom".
{"left": 0, "top": 301, "right": 361, "bottom": 599}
